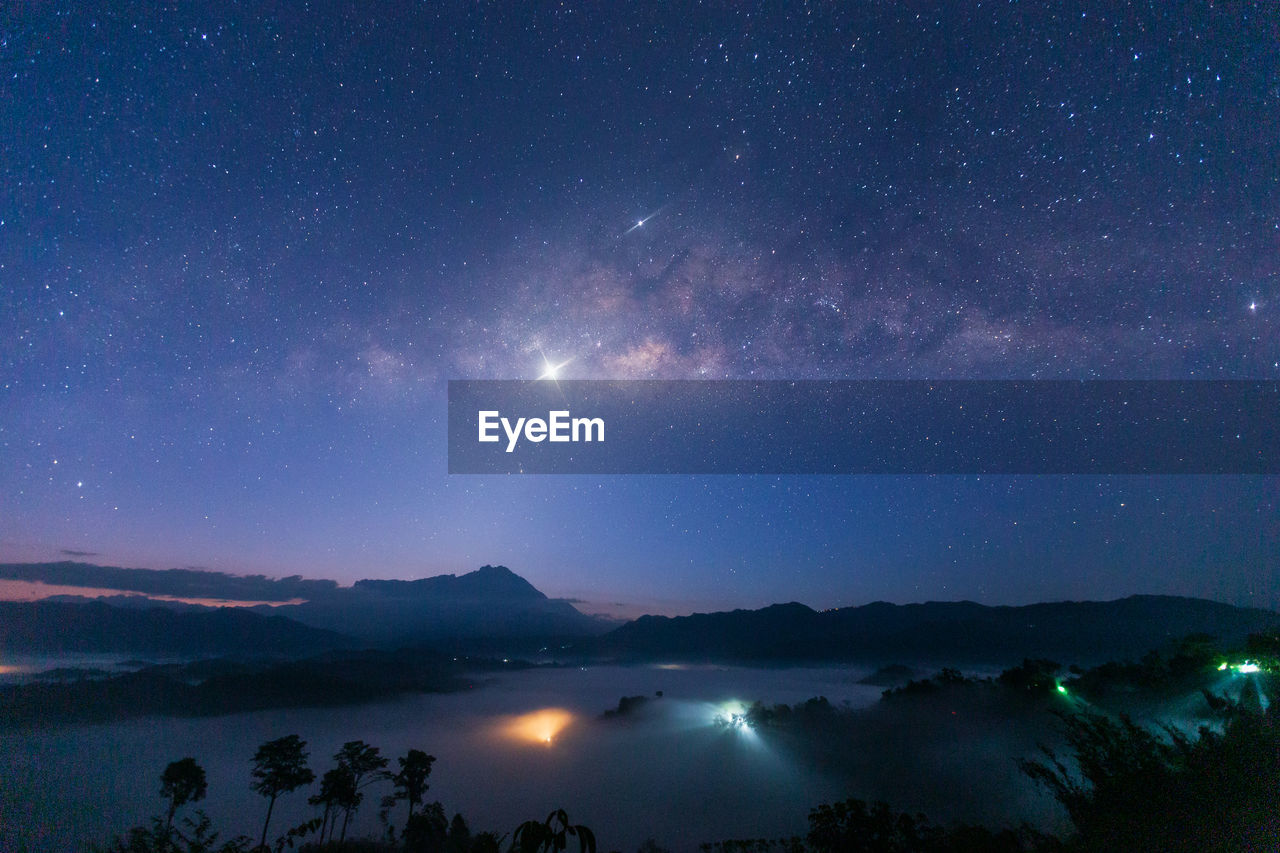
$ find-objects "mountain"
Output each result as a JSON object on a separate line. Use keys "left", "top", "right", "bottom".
{"left": 0, "top": 562, "right": 613, "bottom": 646}
{"left": 595, "top": 595, "right": 1280, "bottom": 665}
{"left": 0, "top": 600, "right": 353, "bottom": 656}
{"left": 267, "top": 565, "right": 611, "bottom": 643}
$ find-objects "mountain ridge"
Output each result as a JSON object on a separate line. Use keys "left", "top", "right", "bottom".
{"left": 0, "top": 600, "right": 354, "bottom": 656}
{"left": 0, "top": 562, "right": 609, "bottom": 647}
{"left": 595, "top": 594, "right": 1280, "bottom": 665}
{"left": 4, "top": 561, "right": 1277, "bottom": 661}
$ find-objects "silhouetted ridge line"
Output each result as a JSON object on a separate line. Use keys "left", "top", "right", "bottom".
{"left": 597, "top": 595, "right": 1280, "bottom": 664}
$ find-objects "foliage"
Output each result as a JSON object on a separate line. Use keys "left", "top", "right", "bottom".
{"left": 806, "top": 798, "right": 1053, "bottom": 853}
{"left": 250, "top": 735, "right": 316, "bottom": 851}
{"left": 332, "top": 740, "right": 389, "bottom": 841}
{"left": 600, "top": 695, "right": 652, "bottom": 719}
{"left": 100, "top": 810, "right": 250, "bottom": 853}
{"left": 1022, "top": 701, "right": 1280, "bottom": 851}
{"left": 273, "top": 819, "right": 324, "bottom": 852}
{"left": 400, "top": 801, "right": 448, "bottom": 852}
{"left": 310, "top": 766, "right": 358, "bottom": 846}
{"left": 161, "top": 758, "right": 209, "bottom": 830}
{"left": 510, "top": 809, "right": 596, "bottom": 853}
{"left": 376, "top": 748, "right": 437, "bottom": 840}
{"left": 697, "top": 839, "right": 803, "bottom": 852}
{"left": 997, "top": 660, "right": 1062, "bottom": 694}
{"left": 881, "top": 668, "right": 977, "bottom": 699}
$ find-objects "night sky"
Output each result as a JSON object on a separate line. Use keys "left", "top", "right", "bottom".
{"left": 3, "top": 3, "right": 1277, "bottom": 616}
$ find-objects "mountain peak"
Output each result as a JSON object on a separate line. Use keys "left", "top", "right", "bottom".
{"left": 455, "top": 565, "right": 547, "bottom": 599}
{"left": 349, "top": 564, "right": 549, "bottom": 603}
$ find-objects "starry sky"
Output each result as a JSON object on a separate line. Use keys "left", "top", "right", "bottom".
{"left": 2, "top": 2, "right": 1277, "bottom": 617}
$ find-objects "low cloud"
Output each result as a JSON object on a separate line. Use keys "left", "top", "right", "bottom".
{"left": 0, "top": 561, "right": 339, "bottom": 602}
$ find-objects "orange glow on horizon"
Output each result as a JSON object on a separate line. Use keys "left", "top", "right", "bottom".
{"left": 496, "top": 708, "right": 575, "bottom": 746}
{"left": 0, "top": 580, "right": 305, "bottom": 608}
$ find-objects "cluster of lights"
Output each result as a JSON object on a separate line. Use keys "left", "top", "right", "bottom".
{"left": 712, "top": 702, "right": 753, "bottom": 731}
{"left": 1219, "top": 660, "right": 1264, "bottom": 674}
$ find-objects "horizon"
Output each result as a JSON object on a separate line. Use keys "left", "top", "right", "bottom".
{"left": 1, "top": 560, "right": 1275, "bottom": 622}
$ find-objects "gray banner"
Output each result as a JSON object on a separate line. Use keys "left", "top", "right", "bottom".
{"left": 447, "top": 380, "right": 1280, "bottom": 474}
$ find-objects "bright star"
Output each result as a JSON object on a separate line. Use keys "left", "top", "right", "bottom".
{"left": 622, "top": 208, "right": 662, "bottom": 235}
{"left": 538, "top": 356, "right": 573, "bottom": 380}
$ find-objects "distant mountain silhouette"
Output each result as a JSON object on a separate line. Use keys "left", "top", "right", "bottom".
{"left": 595, "top": 596, "right": 1280, "bottom": 664}
{"left": 10, "top": 562, "right": 1271, "bottom": 662}
{"left": 0, "top": 647, "right": 490, "bottom": 727}
{"left": 0, "top": 562, "right": 612, "bottom": 646}
{"left": 273, "top": 565, "right": 611, "bottom": 642}
{"left": 0, "top": 600, "right": 353, "bottom": 656}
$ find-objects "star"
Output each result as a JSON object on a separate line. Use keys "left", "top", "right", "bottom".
{"left": 622, "top": 209, "right": 661, "bottom": 235}
{"left": 537, "top": 356, "right": 573, "bottom": 380}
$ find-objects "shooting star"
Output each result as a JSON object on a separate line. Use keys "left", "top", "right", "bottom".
{"left": 622, "top": 208, "right": 663, "bottom": 236}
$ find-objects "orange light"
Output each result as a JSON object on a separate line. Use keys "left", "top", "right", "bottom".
{"left": 496, "top": 708, "right": 575, "bottom": 746}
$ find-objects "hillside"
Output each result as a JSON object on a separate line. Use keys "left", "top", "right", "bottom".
{"left": 0, "top": 600, "right": 353, "bottom": 656}
{"left": 595, "top": 595, "right": 1280, "bottom": 665}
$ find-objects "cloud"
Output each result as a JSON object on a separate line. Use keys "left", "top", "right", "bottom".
{"left": 0, "top": 561, "right": 340, "bottom": 602}
{"left": 59, "top": 549, "right": 101, "bottom": 558}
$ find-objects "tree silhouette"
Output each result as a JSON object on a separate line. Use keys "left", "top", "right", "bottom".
{"left": 510, "top": 809, "right": 596, "bottom": 853}
{"left": 160, "top": 757, "right": 208, "bottom": 833}
{"left": 249, "top": 735, "right": 315, "bottom": 851}
{"left": 443, "top": 812, "right": 472, "bottom": 853}
{"left": 402, "top": 801, "right": 448, "bottom": 853}
{"left": 384, "top": 748, "right": 436, "bottom": 834}
{"left": 308, "top": 764, "right": 355, "bottom": 846}
{"left": 333, "top": 739, "right": 388, "bottom": 840}
{"left": 1021, "top": 701, "right": 1280, "bottom": 851}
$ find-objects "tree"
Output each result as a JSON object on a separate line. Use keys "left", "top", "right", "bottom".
{"left": 402, "top": 801, "right": 448, "bottom": 853}
{"left": 510, "top": 809, "right": 596, "bottom": 853}
{"left": 160, "top": 757, "right": 208, "bottom": 832}
{"left": 385, "top": 748, "right": 436, "bottom": 833}
{"left": 1021, "top": 701, "right": 1280, "bottom": 851}
{"left": 249, "top": 735, "right": 315, "bottom": 851}
{"left": 443, "top": 812, "right": 471, "bottom": 853}
{"left": 998, "top": 659, "right": 1062, "bottom": 694}
{"left": 804, "top": 798, "right": 1051, "bottom": 853}
{"left": 806, "top": 799, "right": 936, "bottom": 852}
{"left": 333, "top": 739, "right": 388, "bottom": 840}
{"left": 103, "top": 810, "right": 250, "bottom": 853}
{"left": 308, "top": 765, "right": 356, "bottom": 846}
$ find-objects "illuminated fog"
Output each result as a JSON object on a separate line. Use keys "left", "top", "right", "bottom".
{"left": 0, "top": 665, "right": 1059, "bottom": 852}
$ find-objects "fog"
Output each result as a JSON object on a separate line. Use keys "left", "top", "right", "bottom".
{"left": 0, "top": 664, "right": 1060, "bottom": 852}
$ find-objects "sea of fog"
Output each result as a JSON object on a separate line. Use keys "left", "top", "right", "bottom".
{"left": 0, "top": 664, "right": 1057, "bottom": 853}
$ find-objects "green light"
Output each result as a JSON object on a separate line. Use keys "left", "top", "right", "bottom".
{"left": 1218, "top": 662, "right": 1229, "bottom": 671}
{"left": 1055, "top": 682, "right": 1068, "bottom": 695}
